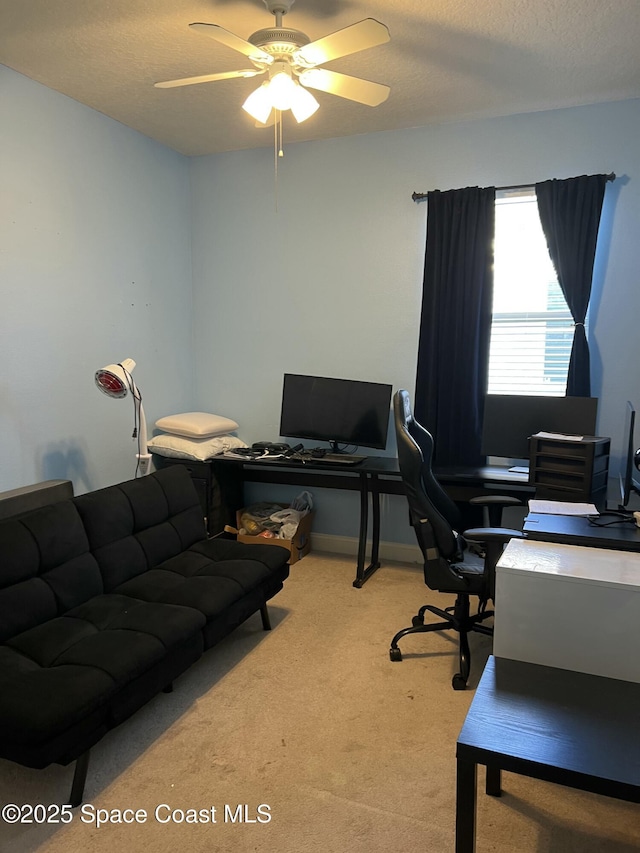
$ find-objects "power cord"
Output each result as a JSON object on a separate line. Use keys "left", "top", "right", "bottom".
{"left": 587, "top": 511, "right": 636, "bottom": 527}
{"left": 118, "top": 362, "right": 143, "bottom": 478}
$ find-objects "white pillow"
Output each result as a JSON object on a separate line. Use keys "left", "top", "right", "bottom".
{"left": 154, "top": 412, "right": 239, "bottom": 438}
{"left": 147, "top": 433, "right": 247, "bottom": 461}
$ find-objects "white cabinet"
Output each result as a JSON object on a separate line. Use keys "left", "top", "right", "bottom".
{"left": 494, "top": 538, "right": 640, "bottom": 683}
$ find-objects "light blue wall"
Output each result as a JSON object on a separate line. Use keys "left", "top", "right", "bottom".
{"left": 190, "top": 99, "right": 640, "bottom": 542}
{"left": 1, "top": 67, "right": 194, "bottom": 494}
{"left": 3, "top": 64, "right": 639, "bottom": 543}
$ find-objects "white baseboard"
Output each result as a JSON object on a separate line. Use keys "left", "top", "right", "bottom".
{"left": 310, "top": 532, "right": 422, "bottom": 565}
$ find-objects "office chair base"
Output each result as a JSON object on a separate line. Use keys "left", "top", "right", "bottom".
{"left": 389, "top": 594, "right": 494, "bottom": 689}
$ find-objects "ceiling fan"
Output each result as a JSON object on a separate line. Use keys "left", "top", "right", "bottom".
{"left": 154, "top": 0, "right": 390, "bottom": 126}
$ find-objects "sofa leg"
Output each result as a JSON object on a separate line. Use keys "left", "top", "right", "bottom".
{"left": 68, "top": 751, "right": 90, "bottom": 807}
{"left": 260, "top": 604, "right": 272, "bottom": 631}
{"left": 162, "top": 682, "right": 174, "bottom": 693}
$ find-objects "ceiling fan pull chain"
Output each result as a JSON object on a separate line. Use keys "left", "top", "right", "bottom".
{"left": 274, "top": 113, "right": 279, "bottom": 212}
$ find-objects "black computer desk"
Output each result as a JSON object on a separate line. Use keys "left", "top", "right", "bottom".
{"left": 214, "top": 455, "right": 404, "bottom": 587}
{"left": 523, "top": 511, "right": 640, "bottom": 551}
{"left": 212, "top": 457, "right": 533, "bottom": 587}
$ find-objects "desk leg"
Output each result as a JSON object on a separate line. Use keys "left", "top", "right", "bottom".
{"left": 456, "top": 755, "right": 477, "bottom": 853}
{"left": 353, "top": 472, "right": 369, "bottom": 587}
{"left": 352, "top": 472, "right": 382, "bottom": 588}
{"left": 370, "top": 474, "right": 381, "bottom": 568}
{"left": 486, "top": 764, "right": 502, "bottom": 797}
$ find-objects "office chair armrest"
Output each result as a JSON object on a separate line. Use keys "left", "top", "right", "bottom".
{"left": 463, "top": 527, "right": 525, "bottom": 544}
{"left": 463, "top": 528, "right": 525, "bottom": 602}
{"left": 469, "top": 495, "right": 523, "bottom": 527}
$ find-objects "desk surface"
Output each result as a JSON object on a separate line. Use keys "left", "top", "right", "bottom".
{"left": 436, "top": 465, "right": 530, "bottom": 486}
{"left": 458, "top": 655, "right": 640, "bottom": 799}
{"left": 524, "top": 511, "right": 640, "bottom": 551}
{"left": 216, "top": 454, "right": 400, "bottom": 475}
{"left": 218, "top": 455, "right": 532, "bottom": 485}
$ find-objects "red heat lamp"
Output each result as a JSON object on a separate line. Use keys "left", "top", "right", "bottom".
{"left": 95, "top": 358, "right": 151, "bottom": 476}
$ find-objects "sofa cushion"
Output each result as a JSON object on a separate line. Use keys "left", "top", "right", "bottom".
{"left": 0, "top": 501, "right": 103, "bottom": 642}
{"left": 0, "top": 646, "right": 113, "bottom": 749}
{"left": 0, "top": 594, "right": 205, "bottom": 749}
{"left": 192, "top": 537, "right": 291, "bottom": 573}
{"left": 112, "top": 536, "right": 289, "bottom": 621}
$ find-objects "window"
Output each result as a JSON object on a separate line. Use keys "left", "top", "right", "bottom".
{"left": 488, "top": 189, "right": 575, "bottom": 396}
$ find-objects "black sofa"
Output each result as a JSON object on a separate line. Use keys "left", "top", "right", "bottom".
{"left": 0, "top": 465, "right": 290, "bottom": 805}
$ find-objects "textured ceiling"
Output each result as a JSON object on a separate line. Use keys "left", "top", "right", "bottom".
{"left": 2, "top": 0, "right": 640, "bottom": 157}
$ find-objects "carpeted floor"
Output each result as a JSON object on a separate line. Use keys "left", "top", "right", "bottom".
{"left": 2, "top": 553, "right": 639, "bottom": 853}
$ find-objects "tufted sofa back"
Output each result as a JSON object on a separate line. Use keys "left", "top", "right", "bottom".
{"left": 0, "top": 466, "right": 206, "bottom": 643}
{"left": 73, "top": 466, "right": 206, "bottom": 591}
{"left": 0, "top": 500, "right": 102, "bottom": 643}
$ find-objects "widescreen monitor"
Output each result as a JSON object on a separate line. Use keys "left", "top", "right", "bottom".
{"left": 279, "top": 374, "right": 392, "bottom": 451}
{"left": 481, "top": 394, "right": 598, "bottom": 460}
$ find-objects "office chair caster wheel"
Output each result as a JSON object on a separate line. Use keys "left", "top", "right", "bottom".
{"left": 389, "top": 647, "right": 403, "bottom": 662}
{"left": 452, "top": 674, "right": 467, "bottom": 690}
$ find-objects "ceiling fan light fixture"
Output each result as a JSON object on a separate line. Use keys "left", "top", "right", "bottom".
{"left": 243, "top": 64, "right": 318, "bottom": 124}
{"left": 289, "top": 83, "right": 319, "bottom": 123}
{"left": 267, "top": 65, "right": 295, "bottom": 110}
{"left": 242, "top": 82, "right": 273, "bottom": 123}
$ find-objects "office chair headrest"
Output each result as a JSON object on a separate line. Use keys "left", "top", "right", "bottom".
{"left": 393, "top": 390, "right": 462, "bottom": 560}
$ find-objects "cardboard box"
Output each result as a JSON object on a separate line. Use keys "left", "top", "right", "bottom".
{"left": 235, "top": 505, "right": 314, "bottom": 564}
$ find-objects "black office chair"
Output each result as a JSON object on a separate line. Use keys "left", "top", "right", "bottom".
{"left": 390, "top": 390, "right": 524, "bottom": 689}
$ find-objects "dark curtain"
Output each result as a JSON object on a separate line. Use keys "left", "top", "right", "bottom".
{"left": 535, "top": 174, "right": 608, "bottom": 397}
{"left": 414, "top": 186, "right": 496, "bottom": 467}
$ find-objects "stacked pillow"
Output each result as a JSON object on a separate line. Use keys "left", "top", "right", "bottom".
{"left": 147, "top": 412, "right": 248, "bottom": 462}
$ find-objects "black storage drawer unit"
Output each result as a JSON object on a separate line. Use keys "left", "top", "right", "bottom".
{"left": 528, "top": 434, "right": 610, "bottom": 506}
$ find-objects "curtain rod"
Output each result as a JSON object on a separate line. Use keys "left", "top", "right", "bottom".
{"left": 411, "top": 172, "right": 616, "bottom": 202}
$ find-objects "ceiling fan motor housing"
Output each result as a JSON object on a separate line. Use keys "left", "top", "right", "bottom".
{"left": 249, "top": 27, "right": 310, "bottom": 56}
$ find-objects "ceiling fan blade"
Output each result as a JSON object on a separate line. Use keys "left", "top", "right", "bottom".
{"left": 155, "top": 69, "right": 263, "bottom": 89}
{"left": 299, "top": 69, "right": 390, "bottom": 106}
{"left": 294, "top": 18, "right": 389, "bottom": 67}
{"left": 189, "top": 22, "right": 273, "bottom": 64}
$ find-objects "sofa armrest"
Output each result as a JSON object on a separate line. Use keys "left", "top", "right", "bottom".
{"left": 0, "top": 480, "right": 74, "bottom": 521}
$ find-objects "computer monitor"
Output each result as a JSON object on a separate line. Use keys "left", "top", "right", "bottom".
{"left": 279, "top": 374, "right": 392, "bottom": 451}
{"left": 619, "top": 400, "right": 640, "bottom": 508}
{"left": 481, "top": 394, "right": 599, "bottom": 460}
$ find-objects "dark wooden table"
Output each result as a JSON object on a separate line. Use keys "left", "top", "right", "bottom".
{"left": 455, "top": 655, "right": 640, "bottom": 852}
